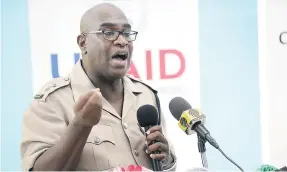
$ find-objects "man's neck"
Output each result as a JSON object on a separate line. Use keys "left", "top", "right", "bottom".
{"left": 81, "top": 60, "right": 124, "bottom": 102}
{"left": 90, "top": 74, "right": 124, "bottom": 103}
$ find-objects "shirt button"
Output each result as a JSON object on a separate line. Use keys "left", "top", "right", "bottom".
{"left": 123, "top": 123, "right": 128, "bottom": 129}
{"left": 134, "top": 150, "right": 139, "bottom": 157}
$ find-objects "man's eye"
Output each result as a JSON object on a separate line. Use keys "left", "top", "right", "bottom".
{"left": 105, "top": 31, "right": 116, "bottom": 36}
{"left": 123, "top": 33, "right": 131, "bottom": 37}
{"left": 125, "top": 32, "right": 136, "bottom": 36}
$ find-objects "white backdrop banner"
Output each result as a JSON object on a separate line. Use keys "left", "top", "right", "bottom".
{"left": 28, "top": 0, "right": 202, "bottom": 171}
{"left": 259, "top": 0, "right": 287, "bottom": 167}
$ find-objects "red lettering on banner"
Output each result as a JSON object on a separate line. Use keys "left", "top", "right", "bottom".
{"left": 160, "top": 49, "right": 185, "bottom": 79}
{"left": 128, "top": 49, "right": 186, "bottom": 80}
{"left": 128, "top": 61, "right": 140, "bottom": 78}
{"left": 146, "top": 50, "right": 152, "bottom": 80}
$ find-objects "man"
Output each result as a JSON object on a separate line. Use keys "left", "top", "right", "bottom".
{"left": 21, "top": 3, "right": 176, "bottom": 171}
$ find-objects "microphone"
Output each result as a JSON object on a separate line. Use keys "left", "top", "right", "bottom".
{"left": 169, "top": 97, "right": 244, "bottom": 172}
{"left": 137, "top": 104, "right": 163, "bottom": 171}
{"left": 169, "top": 97, "right": 219, "bottom": 149}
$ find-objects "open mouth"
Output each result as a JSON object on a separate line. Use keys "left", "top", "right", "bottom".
{"left": 112, "top": 52, "right": 128, "bottom": 60}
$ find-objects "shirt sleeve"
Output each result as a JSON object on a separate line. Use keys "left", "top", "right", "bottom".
{"left": 20, "top": 99, "right": 67, "bottom": 171}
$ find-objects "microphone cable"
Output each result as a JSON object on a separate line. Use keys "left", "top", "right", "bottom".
{"left": 217, "top": 147, "right": 244, "bottom": 171}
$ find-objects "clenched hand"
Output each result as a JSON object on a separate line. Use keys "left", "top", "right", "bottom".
{"left": 73, "top": 88, "right": 103, "bottom": 127}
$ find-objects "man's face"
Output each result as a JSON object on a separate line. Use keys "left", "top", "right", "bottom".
{"left": 84, "top": 13, "right": 136, "bottom": 80}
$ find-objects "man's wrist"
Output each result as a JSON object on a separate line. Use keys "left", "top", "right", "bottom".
{"left": 162, "top": 151, "right": 177, "bottom": 171}
{"left": 72, "top": 116, "right": 95, "bottom": 128}
{"left": 162, "top": 152, "right": 173, "bottom": 166}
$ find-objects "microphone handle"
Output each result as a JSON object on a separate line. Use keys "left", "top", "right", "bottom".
{"left": 145, "top": 126, "right": 163, "bottom": 171}
{"left": 151, "top": 140, "right": 163, "bottom": 171}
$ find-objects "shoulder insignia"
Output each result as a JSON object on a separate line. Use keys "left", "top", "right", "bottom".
{"left": 34, "top": 77, "right": 70, "bottom": 102}
{"left": 126, "top": 75, "right": 158, "bottom": 94}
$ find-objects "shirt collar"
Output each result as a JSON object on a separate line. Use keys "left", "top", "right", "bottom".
{"left": 69, "top": 60, "right": 142, "bottom": 117}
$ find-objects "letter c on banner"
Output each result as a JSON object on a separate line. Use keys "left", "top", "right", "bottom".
{"left": 279, "top": 31, "right": 287, "bottom": 44}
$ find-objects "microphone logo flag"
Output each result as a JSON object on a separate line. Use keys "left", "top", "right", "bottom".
{"left": 178, "top": 108, "right": 206, "bottom": 135}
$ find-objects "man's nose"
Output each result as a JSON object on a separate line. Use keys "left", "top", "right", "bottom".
{"left": 114, "top": 34, "right": 128, "bottom": 47}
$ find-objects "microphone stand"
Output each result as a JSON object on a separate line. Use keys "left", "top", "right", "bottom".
{"left": 197, "top": 134, "right": 208, "bottom": 168}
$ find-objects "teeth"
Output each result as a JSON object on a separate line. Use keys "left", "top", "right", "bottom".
{"left": 118, "top": 52, "right": 127, "bottom": 56}
{"left": 112, "top": 52, "right": 128, "bottom": 60}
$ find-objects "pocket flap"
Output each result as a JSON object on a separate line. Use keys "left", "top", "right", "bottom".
{"left": 86, "top": 124, "right": 115, "bottom": 145}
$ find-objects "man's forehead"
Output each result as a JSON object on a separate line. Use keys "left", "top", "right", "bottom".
{"left": 80, "top": 3, "right": 130, "bottom": 32}
{"left": 96, "top": 11, "right": 130, "bottom": 28}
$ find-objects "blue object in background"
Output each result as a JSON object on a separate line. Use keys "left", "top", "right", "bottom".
{"left": 199, "top": 0, "right": 261, "bottom": 170}
{"left": 1, "top": 0, "right": 33, "bottom": 170}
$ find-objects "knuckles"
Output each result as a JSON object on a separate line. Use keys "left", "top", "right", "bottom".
{"left": 147, "top": 131, "right": 161, "bottom": 141}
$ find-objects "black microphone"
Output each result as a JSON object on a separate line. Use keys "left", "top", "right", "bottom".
{"left": 137, "top": 104, "right": 163, "bottom": 171}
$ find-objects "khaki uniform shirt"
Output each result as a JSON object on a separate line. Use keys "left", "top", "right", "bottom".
{"left": 21, "top": 60, "right": 176, "bottom": 171}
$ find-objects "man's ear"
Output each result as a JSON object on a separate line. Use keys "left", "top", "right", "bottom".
{"left": 77, "top": 34, "right": 87, "bottom": 54}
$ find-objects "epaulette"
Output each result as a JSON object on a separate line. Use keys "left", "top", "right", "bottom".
{"left": 34, "top": 77, "right": 70, "bottom": 102}
{"left": 126, "top": 75, "right": 161, "bottom": 125}
{"left": 126, "top": 75, "right": 158, "bottom": 94}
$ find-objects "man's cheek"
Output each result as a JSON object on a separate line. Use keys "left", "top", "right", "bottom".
{"left": 129, "top": 44, "right": 133, "bottom": 52}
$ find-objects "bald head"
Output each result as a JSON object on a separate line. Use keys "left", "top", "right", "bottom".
{"left": 80, "top": 3, "right": 129, "bottom": 33}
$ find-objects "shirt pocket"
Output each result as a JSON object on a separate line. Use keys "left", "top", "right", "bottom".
{"left": 86, "top": 124, "right": 117, "bottom": 171}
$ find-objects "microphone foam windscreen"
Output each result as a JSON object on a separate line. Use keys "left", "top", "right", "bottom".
{"left": 137, "top": 104, "right": 159, "bottom": 127}
{"left": 169, "top": 97, "right": 192, "bottom": 121}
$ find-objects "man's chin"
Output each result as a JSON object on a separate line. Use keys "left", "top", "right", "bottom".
{"left": 109, "top": 70, "right": 128, "bottom": 79}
